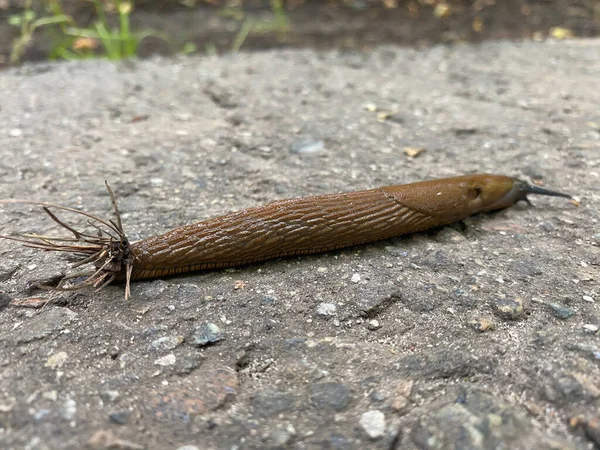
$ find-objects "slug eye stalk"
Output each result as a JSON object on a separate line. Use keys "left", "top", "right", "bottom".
{"left": 0, "top": 182, "right": 135, "bottom": 299}
{"left": 515, "top": 180, "right": 573, "bottom": 203}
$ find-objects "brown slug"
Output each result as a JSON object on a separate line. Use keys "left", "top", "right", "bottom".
{"left": 0, "top": 174, "right": 572, "bottom": 299}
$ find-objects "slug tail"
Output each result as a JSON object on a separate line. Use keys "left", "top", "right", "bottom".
{"left": 0, "top": 183, "right": 134, "bottom": 299}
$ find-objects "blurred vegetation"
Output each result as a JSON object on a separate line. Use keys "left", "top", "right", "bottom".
{"left": 7, "top": 0, "right": 298, "bottom": 62}
{"left": 2, "top": 0, "right": 599, "bottom": 65}
{"left": 8, "top": 0, "right": 177, "bottom": 63}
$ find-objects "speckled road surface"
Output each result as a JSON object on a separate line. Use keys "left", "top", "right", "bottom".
{"left": 0, "top": 40, "right": 599, "bottom": 449}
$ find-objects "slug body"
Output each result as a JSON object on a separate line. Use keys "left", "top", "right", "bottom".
{"left": 128, "top": 174, "right": 566, "bottom": 280}
{"left": 0, "top": 174, "right": 571, "bottom": 297}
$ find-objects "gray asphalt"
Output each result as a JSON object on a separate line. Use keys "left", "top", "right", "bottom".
{"left": 0, "top": 40, "right": 599, "bottom": 450}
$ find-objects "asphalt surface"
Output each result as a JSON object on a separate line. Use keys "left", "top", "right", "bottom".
{"left": 0, "top": 39, "right": 599, "bottom": 449}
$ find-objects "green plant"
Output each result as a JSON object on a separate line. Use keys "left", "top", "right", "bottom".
{"left": 229, "top": 0, "right": 290, "bottom": 52}
{"left": 8, "top": 0, "right": 71, "bottom": 64}
{"left": 8, "top": 0, "right": 172, "bottom": 63}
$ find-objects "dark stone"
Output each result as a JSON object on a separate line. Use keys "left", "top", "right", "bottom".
{"left": 0, "top": 260, "right": 19, "bottom": 282}
{"left": 189, "top": 323, "right": 224, "bottom": 347}
{"left": 547, "top": 303, "right": 576, "bottom": 320}
{"left": 174, "top": 353, "right": 204, "bottom": 375}
{"left": 0, "top": 293, "right": 11, "bottom": 310}
{"left": 397, "top": 349, "right": 496, "bottom": 379}
{"left": 109, "top": 411, "right": 129, "bottom": 425}
{"left": 585, "top": 417, "right": 600, "bottom": 447}
{"left": 309, "top": 382, "right": 351, "bottom": 411}
{"left": 251, "top": 390, "right": 297, "bottom": 418}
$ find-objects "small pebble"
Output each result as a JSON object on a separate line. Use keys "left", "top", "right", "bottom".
{"left": 351, "top": 273, "right": 361, "bottom": 283}
{"left": 60, "top": 398, "right": 77, "bottom": 421}
{"left": 436, "top": 227, "right": 467, "bottom": 242}
{"left": 583, "top": 295, "right": 594, "bottom": 303}
{"left": 9, "top": 128, "right": 22, "bottom": 137}
{"left": 108, "top": 411, "right": 129, "bottom": 425}
{"left": 403, "top": 146, "right": 426, "bottom": 158}
{"left": 371, "top": 391, "right": 385, "bottom": 402}
{"left": 176, "top": 446, "right": 201, "bottom": 450}
{"left": 492, "top": 297, "right": 525, "bottom": 320}
{"left": 99, "top": 390, "right": 120, "bottom": 403}
{"left": 261, "top": 295, "right": 277, "bottom": 305}
{"left": 175, "top": 353, "right": 204, "bottom": 374}
{"left": 548, "top": 303, "right": 576, "bottom": 320}
{"left": 468, "top": 318, "right": 495, "bottom": 332}
{"left": 42, "top": 391, "right": 57, "bottom": 401}
{"left": 151, "top": 335, "right": 183, "bottom": 351}
{"left": 33, "top": 409, "right": 50, "bottom": 422}
{"left": 384, "top": 247, "right": 408, "bottom": 257}
{"left": 289, "top": 139, "right": 325, "bottom": 154}
{"left": 539, "top": 222, "right": 555, "bottom": 232}
{"left": 154, "top": 354, "right": 176, "bottom": 366}
{"left": 359, "top": 410, "right": 386, "bottom": 439}
{"left": 583, "top": 324, "right": 599, "bottom": 333}
{"left": 175, "top": 113, "right": 192, "bottom": 121}
{"left": 45, "top": 352, "right": 68, "bottom": 369}
{"left": 271, "top": 427, "right": 295, "bottom": 446}
{"left": 390, "top": 378, "right": 413, "bottom": 412}
{"left": 190, "top": 323, "right": 224, "bottom": 346}
{"left": 317, "top": 303, "right": 337, "bottom": 317}
{"left": 367, "top": 319, "right": 381, "bottom": 330}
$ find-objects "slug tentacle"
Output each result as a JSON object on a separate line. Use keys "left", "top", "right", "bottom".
{"left": 0, "top": 174, "right": 572, "bottom": 299}
{"left": 513, "top": 180, "right": 572, "bottom": 203}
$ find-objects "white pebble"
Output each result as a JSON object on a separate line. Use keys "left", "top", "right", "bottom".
{"left": 317, "top": 303, "right": 337, "bottom": 316}
{"left": 154, "top": 354, "right": 176, "bottom": 366}
{"left": 351, "top": 273, "right": 361, "bottom": 283}
{"left": 359, "top": 410, "right": 385, "bottom": 439}
{"left": 367, "top": 320, "right": 381, "bottom": 330}
{"left": 60, "top": 397, "right": 77, "bottom": 421}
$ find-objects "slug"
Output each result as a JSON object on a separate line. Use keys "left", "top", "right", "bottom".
{"left": 0, "top": 174, "right": 571, "bottom": 299}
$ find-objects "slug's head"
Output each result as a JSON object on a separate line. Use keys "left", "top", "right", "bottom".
{"left": 386, "top": 174, "right": 572, "bottom": 221}
{"left": 467, "top": 174, "right": 572, "bottom": 214}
